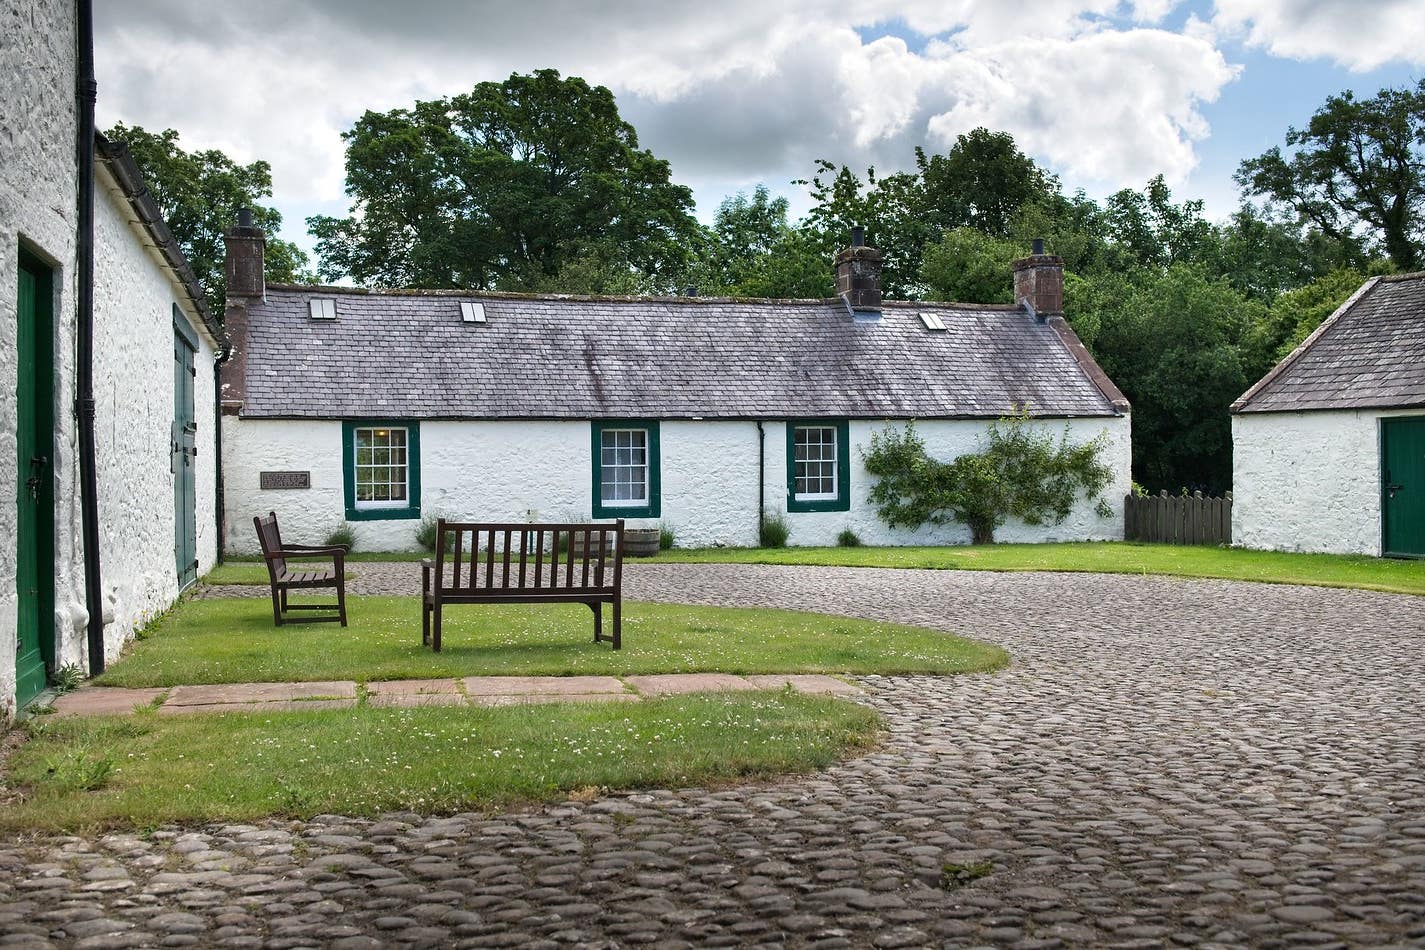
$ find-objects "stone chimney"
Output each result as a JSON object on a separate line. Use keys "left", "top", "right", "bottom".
{"left": 220, "top": 209, "right": 265, "bottom": 414}
{"left": 224, "top": 207, "right": 266, "bottom": 301}
{"left": 835, "top": 226, "right": 883, "bottom": 311}
{"left": 1012, "top": 238, "right": 1064, "bottom": 318}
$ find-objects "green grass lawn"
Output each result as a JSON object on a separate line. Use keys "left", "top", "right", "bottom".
{"left": 97, "top": 597, "right": 1005, "bottom": 687}
{"left": 4, "top": 693, "right": 877, "bottom": 831}
{"left": 651, "top": 542, "right": 1425, "bottom": 596}
{"left": 211, "top": 542, "right": 1424, "bottom": 595}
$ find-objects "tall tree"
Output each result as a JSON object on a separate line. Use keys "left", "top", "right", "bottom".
{"left": 917, "top": 128, "right": 1059, "bottom": 236}
{"left": 1103, "top": 175, "right": 1217, "bottom": 269}
{"left": 308, "top": 70, "right": 698, "bottom": 292}
{"left": 1236, "top": 80, "right": 1425, "bottom": 270}
{"left": 104, "top": 123, "right": 310, "bottom": 313}
{"left": 1068, "top": 265, "right": 1261, "bottom": 494}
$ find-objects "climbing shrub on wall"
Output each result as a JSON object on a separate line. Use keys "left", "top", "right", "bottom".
{"left": 862, "top": 415, "right": 1114, "bottom": 544}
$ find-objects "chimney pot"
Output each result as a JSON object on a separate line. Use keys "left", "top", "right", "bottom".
{"left": 1032, "top": 237, "right": 1044, "bottom": 255}
{"left": 850, "top": 225, "right": 865, "bottom": 248}
{"left": 237, "top": 207, "right": 254, "bottom": 228}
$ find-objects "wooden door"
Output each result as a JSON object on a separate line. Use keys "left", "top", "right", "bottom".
{"left": 173, "top": 316, "right": 198, "bottom": 589}
{"left": 1382, "top": 416, "right": 1425, "bottom": 558}
{"left": 16, "top": 253, "right": 55, "bottom": 708}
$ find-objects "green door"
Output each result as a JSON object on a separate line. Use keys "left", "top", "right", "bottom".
{"left": 1382, "top": 417, "right": 1425, "bottom": 558}
{"left": 16, "top": 253, "right": 55, "bottom": 708}
{"left": 173, "top": 313, "right": 198, "bottom": 589}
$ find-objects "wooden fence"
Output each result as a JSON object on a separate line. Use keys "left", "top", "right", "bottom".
{"left": 1124, "top": 491, "right": 1232, "bottom": 545}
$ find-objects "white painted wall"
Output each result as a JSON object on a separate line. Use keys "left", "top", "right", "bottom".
{"left": 224, "top": 415, "right": 1130, "bottom": 554}
{"left": 1, "top": 0, "right": 80, "bottom": 719}
{"left": 86, "top": 170, "right": 221, "bottom": 662}
{"left": 1232, "top": 409, "right": 1421, "bottom": 556}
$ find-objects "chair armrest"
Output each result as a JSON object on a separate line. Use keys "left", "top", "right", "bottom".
{"left": 277, "top": 545, "right": 346, "bottom": 556}
{"left": 285, "top": 543, "right": 349, "bottom": 552}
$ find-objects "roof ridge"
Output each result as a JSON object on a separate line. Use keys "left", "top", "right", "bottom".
{"left": 263, "top": 282, "right": 1024, "bottom": 312}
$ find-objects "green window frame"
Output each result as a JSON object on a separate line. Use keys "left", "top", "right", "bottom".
{"left": 786, "top": 419, "right": 850, "bottom": 513}
{"left": 342, "top": 420, "right": 421, "bottom": 521}
{"left": 591, "top": 420, "right": 661, "bottom": 519}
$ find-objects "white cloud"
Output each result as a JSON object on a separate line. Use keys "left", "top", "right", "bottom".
{"left": 94, "top": 0, "right": 1239, "bottom": 237}
{"left": 1212, "top": 0, "right": 1425, "bottom": 71}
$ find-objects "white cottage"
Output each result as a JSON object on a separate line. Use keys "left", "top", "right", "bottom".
{"left": 221, "top": 227, "right": 1131, "bottom": 553}
{"left": 1232, "top": 272, "right": 1425, "bottom": 557}
{"left": 1, "top": 0, "right": 225, "bottom": 716}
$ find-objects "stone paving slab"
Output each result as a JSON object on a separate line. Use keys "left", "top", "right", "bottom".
{"left": 466, "top": 692, "right": 640, "bottom": 707}
{"left": 366, "top": 692, "right": 466, "bottom": 709}
{"left": 49, "top": 688, "right": 166, "bottom": 717}
{"left": 624, "top": 672, "right": 758, "bottom": 695}
{"left": 157, "top": 699, "right": 357, "bottom": 715}
{"left": 461, "top": 674, "right": 625, "bottom": 696}
{"left": 165, "top": 681, "right": 356, "bottom": 705}
{"left": 365, "top": 677, "right": 462, "bottom": 696}
{"left": 744, "top": 673, "right": 863, "bottom": 695}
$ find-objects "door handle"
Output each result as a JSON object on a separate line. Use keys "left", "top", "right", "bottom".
{"left": 26, "top": 475, "right": 41, "bottom": 502}
{"left": 1387, "top": 483, "right": 1404, "bottom": 498}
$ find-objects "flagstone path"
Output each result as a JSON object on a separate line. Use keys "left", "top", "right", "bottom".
{"left": 2, "top": 562, "right": 1423, "bottom": 948}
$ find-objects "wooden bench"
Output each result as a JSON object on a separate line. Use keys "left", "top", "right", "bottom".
{"left": 254, "top": 511, "right": 349, "bottom": 626}
{"left": 422, "top": 520, "right": 624, "bottom": 652}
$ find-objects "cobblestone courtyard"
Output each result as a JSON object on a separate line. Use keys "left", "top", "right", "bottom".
{"left": 3, "top": 563, "right": 1423, "bottom": 948}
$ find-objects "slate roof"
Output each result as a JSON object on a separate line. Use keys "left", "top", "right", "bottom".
{"left": 235, "top": 286, "right": 1127, "bottom": 420}
{"left": 1234, "top": 272, "right": 1425, "bottom": 413}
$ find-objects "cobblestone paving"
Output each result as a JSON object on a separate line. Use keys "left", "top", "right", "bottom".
{"left": 5, "top": 563, "right": 1425, "bottom": 948}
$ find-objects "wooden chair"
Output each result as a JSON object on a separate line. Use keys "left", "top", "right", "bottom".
{"left": 254, "top": 511, "right": 348, "bottom": 626}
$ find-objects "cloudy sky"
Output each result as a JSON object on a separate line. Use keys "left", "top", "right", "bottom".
{"left": 95, "top": 0, "right": 1424, "bottom": 262}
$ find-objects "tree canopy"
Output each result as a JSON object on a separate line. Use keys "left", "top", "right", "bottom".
{"left": 308, "top": 69, "right": 698, "bottom": 293}
{"left": 1237, "top": 80, "right": 1425, "bottom": 270}
{"left": 104, "top": 122, "right": 310, "bottom": 314}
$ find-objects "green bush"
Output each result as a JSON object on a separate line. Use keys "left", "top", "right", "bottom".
{"left": 323, "top": 523, "right": 356, "bottom": 551}
{"left": 836, "top": 528, "right": 863, "bottom": 548}
{"left": 415, "top": 515, "right": 452, "bottom": 553}
{"left": 659, "top": 523, "right": 677, "bottom": 550}
{"left": 759, "top": 513, "right": 790, "bottom": 548}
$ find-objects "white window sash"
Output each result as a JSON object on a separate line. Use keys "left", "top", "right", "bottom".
{"left": 353, "top": 426, "right": 411, "bottom": 510}
{"left": 600, "top": 428, "right": 649, "bottom": 506}
{"left": 794, "top": 426, "right": 839, "bottom": 501}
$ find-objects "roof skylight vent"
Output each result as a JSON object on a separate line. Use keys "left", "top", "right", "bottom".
{"left": 460, "top": 301, "right": 487, "bottom": 324}
{"left": 308, "top": 298, "right": 336, "bottom": 320}
{"left": 919, "top": 313, "right": 946, "bottom": 332}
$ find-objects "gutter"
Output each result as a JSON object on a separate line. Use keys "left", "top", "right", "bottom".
{"left": 75, "top": 0, "right": 104, "bottom": 675}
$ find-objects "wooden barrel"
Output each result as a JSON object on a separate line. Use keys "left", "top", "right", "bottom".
{"left": 623, "top": 528, "right": 661, "bottom": 557}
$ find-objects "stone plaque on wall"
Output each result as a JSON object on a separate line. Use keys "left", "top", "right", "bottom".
{"left": 259, "top": 471, "right": 310, "bottom": 490}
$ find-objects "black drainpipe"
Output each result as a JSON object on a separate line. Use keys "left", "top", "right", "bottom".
{"left": 213, "top": 346, "right": 230, "bottom": 563}
{"left": 75, "top": 0, "right": 104, "bottom": 676}
{"left": 756, "top": 421, "right": 765, "bottom": 538}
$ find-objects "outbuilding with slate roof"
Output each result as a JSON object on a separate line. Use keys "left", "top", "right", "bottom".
{"left": 1232, "top": 271, "right": 1425, "bottom": 557}
{"left": 219, "top": 227, "right": 1131, "bottom": 552}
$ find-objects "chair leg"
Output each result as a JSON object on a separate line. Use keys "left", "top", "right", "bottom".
{"left": 336, "top": 576, "right": 348, "bottom": 628}
{"left": 612, "top": 596, "right": 621, "bottom": 651}
{"left": 422, "top": 597, "right": 431, "bottom": 647}
{"left": 270, "top": 584, "right": 284, "bottom": 627}
{"left": 281, "top": 588, "right": 289, "bottom": 611}
{"left": 432, "top": 606, "right": 442, "bottom": 653}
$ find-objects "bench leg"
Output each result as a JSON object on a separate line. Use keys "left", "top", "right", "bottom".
{"left": 590, "top": 601, "right": 603, "bottom": 644}
{"left": 270, "top": 584, "right": 284, "bottom": 627}
{"left": 432, "top": 605, "right": 442, "bottom": 653}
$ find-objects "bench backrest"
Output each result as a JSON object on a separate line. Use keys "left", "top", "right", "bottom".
{"left": 254, "top": 511, "right": 286, "bottom": 577}
{"left": 433, "top": 520, "right": 624, "bottom": 595}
